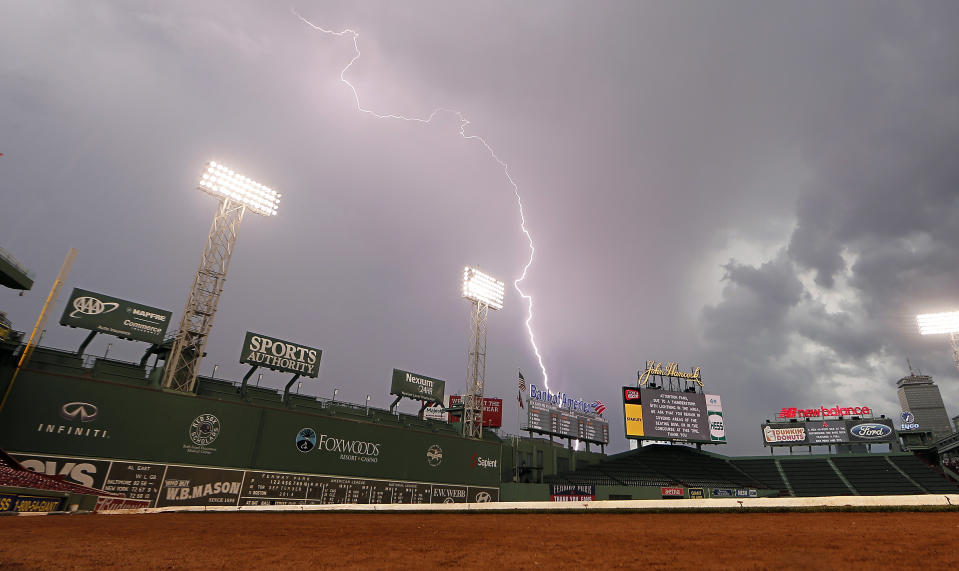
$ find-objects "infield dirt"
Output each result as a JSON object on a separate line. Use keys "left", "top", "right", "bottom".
{"left": 2, "top": 511, "right": 957, "bottom": 569}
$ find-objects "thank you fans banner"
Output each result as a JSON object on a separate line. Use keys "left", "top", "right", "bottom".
{"left": 59, "top": 287, "right": 171, "bottom": 345}
{"left": 240, "top": 332, "right": 322, "bottom": 378}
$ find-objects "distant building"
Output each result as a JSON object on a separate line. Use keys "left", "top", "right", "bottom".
{"left": 897, "top": 373, "right": 952, "bottom": 440}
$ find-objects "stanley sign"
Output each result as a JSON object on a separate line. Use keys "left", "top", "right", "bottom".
{"left": 240, "top": 332, "right": 321, "bottom": 378}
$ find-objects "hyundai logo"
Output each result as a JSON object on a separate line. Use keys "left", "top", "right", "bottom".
{"left": 60, "top": 402, "right": 99, "bottom": 422}
{"left": 850, "top": 423, "right": 892, "bottom": 439}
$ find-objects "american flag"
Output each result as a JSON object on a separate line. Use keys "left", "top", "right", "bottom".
{"left": 593, "top": 400, "right": 606, "bottom": 415}
{"left": 517, "top": 371, "right": 525, "bottom": 409}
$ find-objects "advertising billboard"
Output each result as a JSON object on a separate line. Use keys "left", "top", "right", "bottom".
{"left": 550, "top": 483, "right": 595, "bottom": 502}
{"left": 239, "top": 332, "right": 322, "bottom": 378}
{"left": 447, "top": 396, "right": 503, "bottom": 428}
{"left": 390, "top": 368, "right": 445, "bottom": 403}
{"left": 59, "top": 287, "right": 172, "bottom": 345}
{"left": 761, "top": 418, "right": 896, "bottom": 447}
{"left": 622, "top": 387, "right": 725, "bottom": 444}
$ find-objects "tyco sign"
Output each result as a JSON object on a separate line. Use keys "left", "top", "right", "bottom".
{"left": 390, "top": 368, "right": 445, "bottom": 403}
{"left": 60, "top": 288, "right": 171, "bottom": 344}
{"left": 240, "top": 332, "right": 321, "bottom": 377}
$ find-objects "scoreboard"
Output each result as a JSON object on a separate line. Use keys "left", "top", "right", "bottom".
{"left": 526, "top": 399, "right": 609, "bottom": 444}
{"left": 622, "top": 387, "right": 726, "bottom": 444}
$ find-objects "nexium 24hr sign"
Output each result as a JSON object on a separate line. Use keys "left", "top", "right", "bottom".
{"left": 240, "top": 332, "right": 321, "bottom": 378}
{"left": 59, "top": 287, "right": 172, "bottom": 345}
{"left": 390, "top": 368, "right": 445, "bottom": 404}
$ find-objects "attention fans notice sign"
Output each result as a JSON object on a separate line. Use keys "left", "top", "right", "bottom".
{"left": 240, "top": 332, "right": 322, "bottom": 378}
{"left": 59, "top": 287, "right": 171, "bottom": 345}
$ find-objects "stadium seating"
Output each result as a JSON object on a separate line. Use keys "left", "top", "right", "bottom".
{"left": 778, "top": 458, "right": 852, "bottom": 496}
{"left": 729, "top": 458, "right": 788, "bottom": 492}
{"left": 831, "top": 456, "right": 922, "bottom": 495}
{"left": 628, "top": 445, "right": 753, "bottom": 488}
{"left": 0, "top": 462, "right": 120, "bottom": 499}
{"left": 888, "top": 455, "right": 959, "bottom": 493}
{"left": 546, "top": 445, "right": 759, "bottom": 490}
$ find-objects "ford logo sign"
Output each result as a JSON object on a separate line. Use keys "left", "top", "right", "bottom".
{"left": 850, "top": 423, "right": 892, "bottom": 439}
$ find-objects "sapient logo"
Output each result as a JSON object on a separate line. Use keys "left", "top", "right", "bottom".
{"left": 471, "top": 453, "right": 497, "bottom": 469}
{"left": 60, "top": 402, "right": 98, "bottom": 422}
{"left": 69, "top": 296, "right": 119, "bottom": 318}
{"left": 850, "top": 423, "right": 893, "bottom": 439}
{"left": 296, "top": 428, "right": 317, "bottom": 452}
{"left": 189, "top": 414, "right": 221, "bottom": 446}
{"left": 426, "top": 444, "right": 443, "bottom": 467}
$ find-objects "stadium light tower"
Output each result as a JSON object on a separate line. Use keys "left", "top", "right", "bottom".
{"left": 916, "top": 311, "right": 959, "bottom": 373}
{"left": 461, "top": 267, "right": 505, "bottom": 439}
{"left": 162, "top": 161, "right": 280, "bottom": 392}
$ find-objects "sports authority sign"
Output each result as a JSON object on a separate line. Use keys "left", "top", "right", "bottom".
{"left": 390, "top": 368, "right": 445, "bottom": 404}
{"left": 59, "top": 288, "right": 171, "bottom": 345}
{"left": 240, "top": 332, "right": 321, "bottom": 377}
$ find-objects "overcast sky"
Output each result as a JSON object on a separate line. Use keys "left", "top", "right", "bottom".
{"left": 2, "top": 1, "right": 958, "bottom": 455}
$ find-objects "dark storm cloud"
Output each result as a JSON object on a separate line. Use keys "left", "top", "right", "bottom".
{"left": 699, "top": 1, "right": 959, "bottom": 452}
{"left": 2, "top": 1, "right": 958, "bottom": 455}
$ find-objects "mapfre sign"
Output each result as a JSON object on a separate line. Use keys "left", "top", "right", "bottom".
{"left": 777, "top": 405, "right": 872, "bottom": 420}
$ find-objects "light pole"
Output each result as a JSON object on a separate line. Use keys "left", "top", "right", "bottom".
{"left": 917, "top": 311, "right": 959, "bottom": 373}
{"left": 162, "top": 161, "right": 280, "bottom": 393}
{"left": 461, "top": 266, "right": 504, "bottom": 439}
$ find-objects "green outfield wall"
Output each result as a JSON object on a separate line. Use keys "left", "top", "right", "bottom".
{"left": 0, "top": 347, "right": 503, "bottom": 506}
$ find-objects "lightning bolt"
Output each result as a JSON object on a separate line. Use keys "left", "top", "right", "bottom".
{"left": 294, "top": 9, "right": 550, "bottom": 390}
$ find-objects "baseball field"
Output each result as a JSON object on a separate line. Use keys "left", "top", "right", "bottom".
{"left": 2, "top": 511, "right": 958, "bottom": 568}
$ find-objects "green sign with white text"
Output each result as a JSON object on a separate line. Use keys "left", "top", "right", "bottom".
{"left": 240, "top": 331, "right": 321, "bottom": 378}
{"left": 390, "top": 368, "right": 445, "bottom": 403}
{"left": 59, "top": 288, "right": 171, "bottom": 345}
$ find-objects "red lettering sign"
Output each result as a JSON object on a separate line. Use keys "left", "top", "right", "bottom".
{"left": 661, "top": 486, "right": 684, "bottom": 498}
{"left": 776, "top": 405, "right": 872, "bottom": 419}
{"left": 447, "top": 396, "right": 503, "bottom": 428}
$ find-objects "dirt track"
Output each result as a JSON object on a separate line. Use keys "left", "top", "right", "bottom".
{"left": 2, "top": 512, "right": 958, "bottom": 569}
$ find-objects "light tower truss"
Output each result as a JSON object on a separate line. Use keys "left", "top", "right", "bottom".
{"left": 462, "top": 267, "right": 504, "bottom": 439}
{"left": 916, "top": 311, "right": 959, "bottom": 373}
{"left": 162, "top": 161, "right": 279, "bottom": 392}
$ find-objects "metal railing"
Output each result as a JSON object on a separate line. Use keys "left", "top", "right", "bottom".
{"left": 0, "top": 246, "right": 35, "bottom": 280}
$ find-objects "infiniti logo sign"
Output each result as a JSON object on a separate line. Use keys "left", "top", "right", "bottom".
{"left": 60, "top": 402, "right": 98, "bottom": 422}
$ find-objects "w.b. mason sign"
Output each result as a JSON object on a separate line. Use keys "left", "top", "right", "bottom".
{"left": 240, "top": 332, "right": 321, "bottom": 378}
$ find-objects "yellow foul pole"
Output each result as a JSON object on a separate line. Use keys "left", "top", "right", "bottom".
{"left": 0, "top": 248, "right": 77, "bottom": 414}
